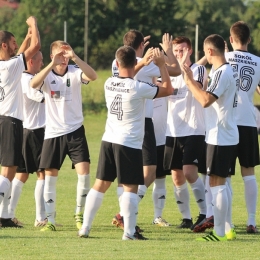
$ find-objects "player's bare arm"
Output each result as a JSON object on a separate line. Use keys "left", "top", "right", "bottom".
{"left": 144, "top": 35, "right": 151, "bottom": 48}
{"left": 61, "top": 45, "right": 97, "bottom": 82}
{"left": 24, "top": 16, "right": 41, "bottom": 61}
{"left": 30, "top": 51, "right": 64, "bottom": 89}
{"left": 153, "top": 48, "right": 173, "bottom": 98}
{"left": 17, "top": 28, "right": 32, "bottom": 55}
{"left": 160, "top": 33, "right": 181, "bottom": 76}
{"left": 182, "top": 63, "right": 215, "bottom": 107}
{"left": 134, "top": 47, "right": 153, "bottom": 75}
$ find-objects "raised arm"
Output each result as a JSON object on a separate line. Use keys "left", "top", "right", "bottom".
{"left": 61, "top": 45, "right": 97, "bottom": 82}
{"left": 17, "top": 28, "right": 31, "bottom": 55}
{"left": 23, "top": 16, "right": 41, "bottom": 61}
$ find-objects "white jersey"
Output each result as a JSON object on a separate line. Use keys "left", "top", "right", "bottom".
{"left": 0, "top": 54, "right": 26, "bottom": 120}
{"left": 112, "top": 57, "right": 160, "bottom": 118}
{"left": 41, "top": 65, "right": 88, "bottom": 139}
{"left": 21, "top": 72, "right": 45, "bottom": 129}
{"left": 166, "top": 63, "right": 207, "bottom": 137}
{"left": 225, "top": 51, "right": 260, "bottom": 127}
{"left": 205, "top": 63, "right": 239, "bottom": 145}
{"left": 152, "top": 97, "right": 168, "bottom": 146}
{"left": 102, "top": 76, "right": 159, "bottom": 149}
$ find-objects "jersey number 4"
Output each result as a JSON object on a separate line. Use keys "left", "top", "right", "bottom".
{"left": 110, "top": 94, "right": 123, "bottom": 120}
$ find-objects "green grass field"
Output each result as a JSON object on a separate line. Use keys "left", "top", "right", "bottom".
{"left": 1, "top": 70, "right": 260, "bottom": 260}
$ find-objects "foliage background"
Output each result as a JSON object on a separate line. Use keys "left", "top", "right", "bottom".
{"left": 1, "top": 0, "right": 260, "bottom": 69}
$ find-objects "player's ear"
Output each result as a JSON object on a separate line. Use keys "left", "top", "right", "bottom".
{"left": 229, "top": 36, "right": 233, "bottom": 44}
{"left": 248, "top": 37, "right": 251, "bottom": 44}
{"left": 116, "top": 60, "right": 119, "bottom": 68}
{"left": 50, "top": 54, "right": 53, "bottom": 60}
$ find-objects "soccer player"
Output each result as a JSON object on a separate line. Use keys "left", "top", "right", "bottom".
{"left": 0, "top": 16, "right": 41, "bottom": 227}
{"left": 111, "top": 30, "right": 181, "bottom": 230}
{"left": 163, "top": 36, "right": 207, "bottom": 230}
{"left": 30, "top": 41, "right": 97, "bottom": 231}
{"left": 0, "top": 50, "right": 45, "bottom": 228}
{"left": 78, "top": 46, "right": 173, "bottom": 240}
{"left": 182, "top": 34, "right": 238, "bottom": 241}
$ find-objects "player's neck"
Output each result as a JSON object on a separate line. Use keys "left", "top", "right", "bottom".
{"left": 212, "top": 56, "right": 227, "bottom": 71}
{"left": 118, "top": 68, "right": 134, "bottom": 78}
{"left": 232, "top": 43, "right": 248, "bottom": 52}
{"left": 53, "top": 65, "right": 67, "bottom": 76}
{"left": 0, "top": 50, "right": 10, "bottom": 61}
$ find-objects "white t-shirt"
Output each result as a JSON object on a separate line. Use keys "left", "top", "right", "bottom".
{"left": 102, "top": 76, "right": 159, "bottom": 149}
{"left": 41, "top": 65, "right": 88, "bottom": 139}
{"left": 225, "top": 51, "right": 260, "bottom": 127}
{"left": 21, "top": 72, "right": 45, "bottom": 129}
{"left": 112, "top": 57, "right": 161, "bottom": 118}
{"left": 152, "top": 97, "right": 168, "bottom": 146}
{"left": 0, "top": 54, "right": 26, "bottom": 120}
{"left": 205, "top": 63, "right": 239, "bottom": 145}
{"left": 166, "top": 63, "right": 207, "bottom": 137}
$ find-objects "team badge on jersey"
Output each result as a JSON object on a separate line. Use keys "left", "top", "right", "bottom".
{"left": 67, "top": 79, "right": 71, "bottom": 87}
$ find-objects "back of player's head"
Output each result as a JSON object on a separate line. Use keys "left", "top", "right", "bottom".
{"left": 123, "top": 30, "right": 144, "bottom": 50}
{"left": 50, "top": 40, "right": 69, "bottom": 53}
{"left": 230, "top": 21, "right": 250, "bottom": 45}
{"left": 0, "top": 30, "right": 15, "bottom": 47}
{"left": 172, "top": 36, "right": 192, "bottom": 49}
{"left": 116, "top": 46, "right": 136, "bottom": 68}
{"left": 204, "top": 34, "right": 225, "bottom": 54}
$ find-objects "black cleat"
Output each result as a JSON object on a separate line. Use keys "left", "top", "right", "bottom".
{"left": 1, "top": 218, "right": 23, "bottom": 228}
{"left": 177, "top": 218, "right": 193, "bottom": 229}
{"left": 191, "top": 214, "right": 206, "bottom": 230}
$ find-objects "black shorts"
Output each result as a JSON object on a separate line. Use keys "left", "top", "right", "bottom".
{"left": 96, "top": 141, "right": 144, "bottom": 185}
{"left": 142, "top": 118, "right": 157, "bottom": 166}
{"left": 164, "top": 135, "right": 205, "bottom": 170}
{"left": 156, "top": 145, "right": 170, "bottom": 177}
{"left": 17, "top": 128, "right": 45, "bottom": 174}
{"left": 198, "top": 142, "right": 207, "bottom": 175}
{"left": 206, "top": 144, "right": 236, "bottom": 178}
{"left": 39, "top": 125, "right": 90, "bottom": 170}
{"left": 230, "top": 125, "right": 259, "bottom": 172}
{"left": 0, "top": 116, "right": 23, "bottom": 166}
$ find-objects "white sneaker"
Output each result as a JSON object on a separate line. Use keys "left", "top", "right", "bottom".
{"left": 78, "top": 227, "right": 90, "bottom": 238}
{"left": 152, "top": 216, "right": 172, "bottom": 227}
{"left": 34, "top": 218, "right": 48, "bottom": 227}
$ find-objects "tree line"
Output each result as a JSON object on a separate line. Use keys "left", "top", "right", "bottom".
{"left": 1, "top": 0, "right": 260, "bottom": 70}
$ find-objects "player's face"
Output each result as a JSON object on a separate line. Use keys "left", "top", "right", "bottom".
{"left": 33, "top": 52, "right": 44, "bottom": 73}
{"left": 51, "top": 47, "right": 69, "bottom": 67}
{"left": 7, "top": 36, "right": 18, "bottom": 57}
{"left": 172, "top": 42, "right": 190, "bottom": 60}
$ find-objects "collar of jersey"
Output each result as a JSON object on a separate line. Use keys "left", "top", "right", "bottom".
{"left": 117, "top": 76, "right": 133, "bottom": 79}
{"left": 234, "top": 49, "right": 248, "bottom": 53}
{"left": 52, "top": 66, "right": 68, "bottom": 77}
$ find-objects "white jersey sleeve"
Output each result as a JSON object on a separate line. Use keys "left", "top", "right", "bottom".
{"left": 0, "top": 53, "right": 26, "bottom": 120}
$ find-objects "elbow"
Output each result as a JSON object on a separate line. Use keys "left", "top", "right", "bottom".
{"left": 169, "top": 66, "right": 181, "bottom": 77}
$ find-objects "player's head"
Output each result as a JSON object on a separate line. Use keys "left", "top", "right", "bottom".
{"left": 123, "top": 29, "right": 144, "bottom": 51}
{"left": 28, "top": 51, "right": 44, "bottom": 74}
{"left": 203, "top": 34, "right": 225, "bottom": 64}
{"left": 115, "top": 46, "right": 136, "bottom": 69}
{"left": 172, "top": 36, "right": 192, "bottom": 61}
{"left": 0, "top": 30, "right": 18, "bottom": 58}
{"left": 50, "top": 40, "right": 69, "bottom": 66}
{"left": 230, "top": 21, "right": 251, "bottom": 45}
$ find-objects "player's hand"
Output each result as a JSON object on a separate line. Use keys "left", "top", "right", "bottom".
{"left": 144, "top": 35, "right": 151, "bottom": 48}
{"left": 26, "top": 16, "right": 37, "bottom": 27}
{"left": 142, "top": 47, "right": 154, "bottom": 66}
{"left": 159, "top": 33, "right": 172, "bottom": 53}
{"left": 181, "top": 63, "right": 193, "bottom": 83}
{"left": 60, "top": 45, "right": 75, "bottom": 60}
{"left": 153, "top": 48, "right": 165, "bottom": 67}
{"left": 177, "top": 47, "right": 189, "bottom": 65}
{"left": 52, "top": 50, "right": 65, "bottom": 66}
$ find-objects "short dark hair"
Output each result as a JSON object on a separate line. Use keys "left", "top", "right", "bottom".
{"left": 230, "top": 21, "right": 250, "bottom": 45}
{"left": 123, "top": 29, "right": 144, "bottom": 50}
{"left": 0, "top": 30, "right": 15, "bottom": 48}
{"left": 204, "top": 34, "right": 225, "bottom": 54}
{"left": 172, "top": 36, "right": 192, "bottom": 49}
{"left": 115, "top": 46, "right": 136, "bottom": 68}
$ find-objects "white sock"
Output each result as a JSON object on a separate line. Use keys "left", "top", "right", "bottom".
{"left": 8, "top": 178, "right": 24, "bottom": 219}
{"left": 117, "top": 186, "right": 124, "bottom": 216}
{"left": 174, "top": 182, "right": 191, "bottom": 219}
{"left": 205, "top": 175, "right": 213, "bottom": 218}
{"left": 44, "top": 176, "right": 57, "bottom": 224}
{"left": 0, "top": 175, "right": 11, "bottom": 205}
{"left": 152, "top": 178, "right": 166, "bottom": 219}
{"left": 243, "top": 175, "right": 258, "bottom": 226}
{"left": 76, "top": 174, "right": 90, "bottom": 214}
{"left": 225, "top": 181, "right": 232, "bottom": 233}
{"left": 35, "top": 180, "right": 45, "bottom": 221}
{"left": 190, "top": 177, "right": 207, "bottom": 215}
{"left": 137, "top": 185, "right": 147, "bottom": 203}
{"left": 0, "top": 182, "right": 12, "bottom": 218}
{"left": 121, "top": 192, "right": 138, "bottom": 238}
{"left": 82, "top": 188, "right": 104, "bottom": 229}
{"left": 200, "top": 174, "right": 206, "bottom": 185}
{"left": 211, "top": 185, "right": 228, "bottom": 237}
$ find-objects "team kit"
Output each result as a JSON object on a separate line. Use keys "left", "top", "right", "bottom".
{"left": 0, "top": 17, "right": 259, "bottom": 241}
